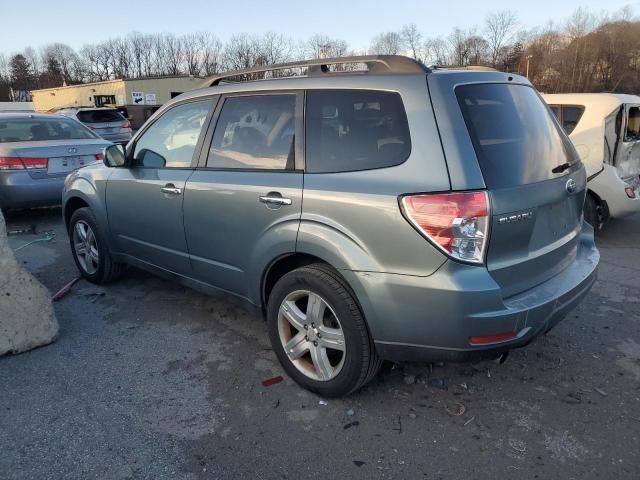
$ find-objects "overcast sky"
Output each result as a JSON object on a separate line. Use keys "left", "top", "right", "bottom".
{"left": 2, "top": 0, "right": 638, "bottom": 53}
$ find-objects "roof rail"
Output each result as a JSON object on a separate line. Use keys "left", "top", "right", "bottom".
{"left": 429, "top": 64, "right": 498, "bottom": 71}
{"left": 201, "top": 55, "right": 430, "bottom": 88}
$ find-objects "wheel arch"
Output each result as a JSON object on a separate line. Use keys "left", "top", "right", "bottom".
{"left": 63, "top": 178, "right": 113, "bottom": 251}
{"left": 64, "top": 196, "right": 89, "bottom": 231}
{"left": 261, "top": 253, "right": 328, "bottom": 310}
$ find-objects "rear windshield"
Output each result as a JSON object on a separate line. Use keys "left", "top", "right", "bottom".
{"left": 456, "top": 84, "right": 578, "bottom": 189}
{"left": 77, "top": 110, "right": 124, "bottom": 123}
{"left": 0, "top": 117, "right": 97, "bottom": 142}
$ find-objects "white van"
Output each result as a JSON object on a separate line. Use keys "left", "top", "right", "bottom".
{"left": 542, "top": 93, "right": 640, "bottom": 228}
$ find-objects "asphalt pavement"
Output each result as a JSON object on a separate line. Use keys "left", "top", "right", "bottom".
{"left": 1, "top": 207, "right": 639, "bottom": 479}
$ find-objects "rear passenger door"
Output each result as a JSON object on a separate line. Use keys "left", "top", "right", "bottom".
{"left": 183, "top": 92, "right": 304, "bottom": 300}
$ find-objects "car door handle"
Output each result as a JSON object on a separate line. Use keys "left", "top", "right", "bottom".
{"left": 161, "top": 184, "right": 182, "bottom": 195}
{"left": 259, "top": 194, "right": 292, "bottom": 206}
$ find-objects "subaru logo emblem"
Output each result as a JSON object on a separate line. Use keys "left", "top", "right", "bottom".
{"left": 68, "top": 147, "right": 77, "bottom": 154}
{"left": 565, "top": 178, "right": 577, "bottom": 194}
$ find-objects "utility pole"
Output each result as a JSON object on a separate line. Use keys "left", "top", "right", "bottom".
{"left": 526, "top": 55, "right": 533, "bottom": 80}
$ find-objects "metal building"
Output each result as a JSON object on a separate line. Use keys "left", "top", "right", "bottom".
{"left": 31, "top": 76, "right": 203, "bottom": 128}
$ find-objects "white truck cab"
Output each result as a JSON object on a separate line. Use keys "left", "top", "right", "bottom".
{"left": 542, "top": 93, "right": 640, "bottom": 228}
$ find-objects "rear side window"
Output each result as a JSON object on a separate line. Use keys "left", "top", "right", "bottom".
{"left": 561, "top": 106, "right": 584, "bottom": 135}
{"left": 456, "top": 84, "right": 577, "bottom": 189}
{"left": 207, "top": 95, "right": 296, "bottom": 170}
{"left": 546, "top": 104, "right": 584, "bottom": 135}
{"left": 305, "top": 90, "right": 411, "bottom": 173}
{"left": 625, "top": 106, "right": 640, "bottom": 141}
{"left": 77, "top": 110, "right": 124, "bottom": 123}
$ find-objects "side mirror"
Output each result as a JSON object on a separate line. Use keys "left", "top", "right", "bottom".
{"left": 103, "top": 144, "right": 126, "bottom": 168}
{"left": 136, "top": 149, "right": 166, "bottom": 168}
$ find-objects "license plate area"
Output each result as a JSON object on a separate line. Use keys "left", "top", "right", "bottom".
{"left": 47, "top": 155, "right": 94, "bottom": 174}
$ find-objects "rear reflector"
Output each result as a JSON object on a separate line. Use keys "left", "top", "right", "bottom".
{"left": 469, "top": 331, "right": 517, "bottom": 345}
{"left": 0, "top": 157, "right": 48, "bottom": 170}
{"left": 400, "top": 191, "right": 490, "bottom": 264}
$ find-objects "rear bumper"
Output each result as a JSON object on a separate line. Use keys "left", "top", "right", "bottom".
{"left": 589, "top": 165, "right": 640, "bottom": 219}
{"left": 342, "top": 223, "right": 599, "bottom": 362}
{"left": 0, "top": 171, "right": 64, "bottom": 209}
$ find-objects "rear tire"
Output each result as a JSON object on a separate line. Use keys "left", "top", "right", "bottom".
{"left": 69, "top": 207, "right": 124, "bottom": 284}
{"left": 267, "top": 263, "right": 381, "bottom": 397}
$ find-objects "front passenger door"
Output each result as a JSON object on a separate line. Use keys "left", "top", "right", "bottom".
{"left": 106, "top": 98, "right": 215, "bottom": 275}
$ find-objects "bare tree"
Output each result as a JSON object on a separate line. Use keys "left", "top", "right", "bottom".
{"left": 128, "top": 32, "right": 146, "bottom": 78}
{"left": 303, "top": 34, "right": 348, "bottom": 59}
{"left": 401, "top": 24, "right": 424, "bottom": 61}
{"left": 182, "top": 33, "right": 205, "bottom": 76}
{"left": 261, "top": 32, "right": 292, "bottom": 65}
{"left": 200, "top": 33, "right": 224, "bottom": 75}
{"left": 23, "top": 47, "right": 41, "bottom": 82}
{"left": 369, "top": 32, "right": 403, "bottom": 55}
{"left": 4, "top": 5, "right": 640, "bottom": 96}
{"left": 41, "top": 43, "right": 83, "bottom": 84}
{"left": 224, "top": 34, "right": 262, "bottom": 71}
{"left": 423, "top": 37, "right": 449, "bottom": 65}
{"left": 449, "top": 28, "right": 472, "bottom": 65}
{"left": 163, "top": 34, "right": 183, "bottom": 76}
{"left": 485, "top": 10, "right": 518, "bottom": 67}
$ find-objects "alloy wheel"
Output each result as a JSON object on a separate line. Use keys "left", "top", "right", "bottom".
{"left": 277, "top": 290, "right": 346, "bottom": 381}
{"left": 73, "top": 220, "right": 100, "bottom": 275}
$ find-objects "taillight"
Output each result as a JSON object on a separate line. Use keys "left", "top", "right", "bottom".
{"left": 0, "top": 157, "right": 25, "bottom": 170}
{"left": 22, "top": 157, "right": 48, "bottom": 169}
{"left": 121, "top": 121, "right": 131, "bottom": 129}
{"left": 0, "top": 157, "right": 48, "bottom": 170}
{"left": 400, "top": 191, "right": 490, "bottom": 264}
{"left": 625, "top": 186, "right": 636, "bottom": 199}
{"left": 95, "top": 153, "right": 104, "bottom": 161}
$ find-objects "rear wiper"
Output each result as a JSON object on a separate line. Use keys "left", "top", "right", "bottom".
{"left": 552, "top": 162, "right": 572, "bottom": 174}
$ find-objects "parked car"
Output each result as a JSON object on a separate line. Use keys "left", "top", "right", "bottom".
{"left": 0, "top": 112, "right": 110, "bottom": 210}
{"left": 57, "top": 107, "right": 132, "bottom": 145}
{"left": 542, "top": 93, "right": 640, "bottom": 228}
{"left": 62, "top": 56, "right": 599, "bottom": 397}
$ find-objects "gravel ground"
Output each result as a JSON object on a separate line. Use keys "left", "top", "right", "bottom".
{"left": 1, "top": 207, "right": 639, "bottom": 480}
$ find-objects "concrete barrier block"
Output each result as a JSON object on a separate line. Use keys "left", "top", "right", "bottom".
{"left": 0, "top": 210, "right": 59, "bottom": 356}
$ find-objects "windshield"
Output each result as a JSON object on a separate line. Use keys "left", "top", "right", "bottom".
{"left": 77, "top": 110, "right": 124, "bottom": 123}
{"left": 0, "top": 117, "right": 97, "bottom": 143}
{"left": 457, "top": 83, "right": 579, "bottom": 189}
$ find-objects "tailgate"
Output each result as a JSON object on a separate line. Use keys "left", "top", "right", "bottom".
{"left": 456, "top": 82, "right": 586, "bottom": 298}
{"left": 487, "top": 173, "right": 586, "bottom": 297}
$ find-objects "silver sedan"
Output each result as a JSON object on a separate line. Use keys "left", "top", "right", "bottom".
{"left": 0, "top": 112, "right": 111, "bottom": 210}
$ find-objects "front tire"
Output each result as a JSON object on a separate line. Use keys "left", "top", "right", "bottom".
{"left": 267, "top": 264, "right": 381, "bottom": 397}
{"left": 69, "top": 207, "right": 124, "bottom": 284}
